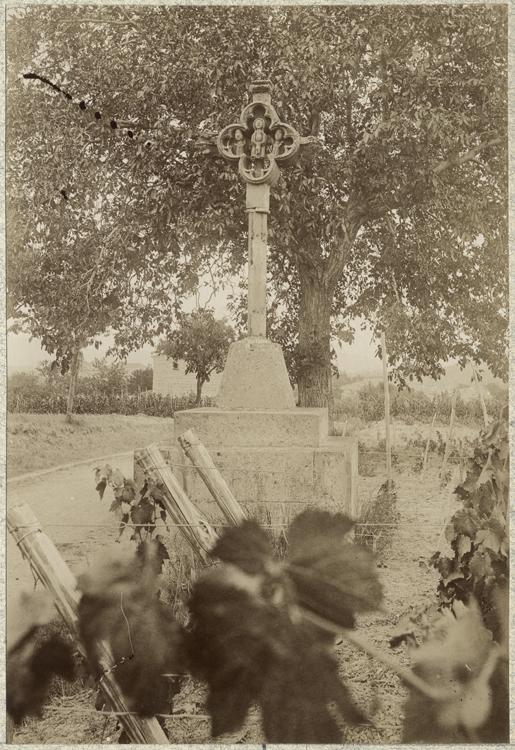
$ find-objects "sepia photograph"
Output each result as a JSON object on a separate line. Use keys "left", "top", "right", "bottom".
{"left": 5, "top": 2, "right": 509, "bottom": 745}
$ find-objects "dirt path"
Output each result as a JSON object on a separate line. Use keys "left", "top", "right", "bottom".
{"left": 7, "top": 455, "right": 134, "bottom": 609}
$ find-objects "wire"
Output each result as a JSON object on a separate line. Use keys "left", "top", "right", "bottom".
{"left": 40, "top": 705, "right": 211, "bottom": 720}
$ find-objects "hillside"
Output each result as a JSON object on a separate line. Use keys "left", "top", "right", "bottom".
{"left": 335, "top": 362, "right": 506, "bottom": 399}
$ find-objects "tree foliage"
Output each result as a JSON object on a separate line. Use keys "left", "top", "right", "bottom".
{"left": 7, "top": 5, "right": 508, "bottom": 412}
{"left": 156, "top": 309, "right": 235, "bottom": 405}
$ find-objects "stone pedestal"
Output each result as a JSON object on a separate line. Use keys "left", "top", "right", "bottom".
{"left": 216, "top": 337, "right": 296, "bottom": 410}
{"left": 135, "top": 336, "right": 359, "bottom": 523}
{"left": 166, "top": 405, "right": 358, "bottom": 521}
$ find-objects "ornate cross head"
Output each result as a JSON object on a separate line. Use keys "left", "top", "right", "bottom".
{"left": 217, "top": 80, "right": 308, "bottom": 186}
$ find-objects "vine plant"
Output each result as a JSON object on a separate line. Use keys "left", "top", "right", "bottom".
{"left": 9, "top": 516, "right": 509, "bottom": 742}
{"left": 7, "top": 433, "right": 509, "bottom": 742}
{"left": 430, "top": 410, "right": 509, "bottom": 639}
{"left": 94, "top": 464, "right": 169, "bottom": 542}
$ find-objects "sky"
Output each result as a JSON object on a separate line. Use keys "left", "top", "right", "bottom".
{"left": 7, "top": 285, "right": 382, "bottom": 376}
{"left": 7, "top": 325, "right": 381, "bottom": 374}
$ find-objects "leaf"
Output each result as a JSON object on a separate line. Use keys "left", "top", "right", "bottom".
{"left": 444, "top": 522, "right": 457, "bottom": 544}
{"left": 389, "top": 613, "right": 419, "bottom": 648}
{"left": 211, "top": 520, "right": 274, "bottom": 575}
{"left": 187, "top": 561, "right": 368, "bottom": 742}
{"left": 402, "top": 601, "right": 507, "bottom": 743}
{"left": 7, "top": 591, "right": 56, "bottom": 650}
{"left": 111, "top": 468, "right": 125, "bottom": 488}
{"left": 286, "top": 510, "right": 383, "bottom": 628}
{"left": 135, "top": 537, "right": 169, "bottom": 575}
{"left": 130, "top": 497, "right": 155, "bottom": 530}
{"left": 474, "top": 528, "right": 501, "bottom": 555}
{"left": 109, "top": 498, "right": 122, "bottom": 514}
{"left": 475, "top": 461, "right": 495, "bottom": 490}
{"left": 77, "top": 545, "right": 187, "bottom": 716}
{"left": 95, "top": 480, "right": 107, "bottom": 500}
{"left": 456, "top": 534, "right": 472, "bottom": 557}
{"left": 259, "top": 624, "right": 370, "bottom": 743}
{"left": 94, "top": 464, "right": 113, "bottom": 499}
{"left": 468, "top": 549, "right": 494, "bottom": 581}
{"left": 187, "top": 564, "right": 280, "bottom": 736}
{"left": 7, "top": 592, "right": 75, "bottom": 724}
{"left": 452, "top": 507, "right": 481, "bottom": 537}
{"left": 120, "top": 479, "right": 138, "bottom": 505}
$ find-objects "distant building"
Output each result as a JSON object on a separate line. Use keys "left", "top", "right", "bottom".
{"left": 152, "top": 355, "right": 223, "bottom": 398}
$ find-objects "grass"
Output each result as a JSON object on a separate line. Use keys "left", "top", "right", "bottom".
{"left": 7, "top": 412, "right": 175, "bottom": 477}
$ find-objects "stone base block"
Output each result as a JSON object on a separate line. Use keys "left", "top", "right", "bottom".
{"left": 173, "top": 407, "right": 329, "bottom": 448}
{"left": 216, "top": 337, "right": 296, "bottom": 410}
{"left": 150, "top": 437, "right": 358, "bottom": 521}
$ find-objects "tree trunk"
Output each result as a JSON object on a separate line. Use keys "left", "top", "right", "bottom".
{"left": 297, "top": 262, "right": 336, "bottom": 422}
{"left": 195, "top": 376, "right": 205, "bottom": 407}
{"left": 65, "top": 349, "right": 81, "bottom": 423}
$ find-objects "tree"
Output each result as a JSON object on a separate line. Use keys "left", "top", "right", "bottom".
{"left": 89, "top": 359, "right": 128, "bottom": 399}
{"left": 7, "top": 5, "right": 508, "bottom": 414}
{"left": 7, "top": 10, "right": 199, "bottom": 421}
{"left": 156, "top": 310, "right": 235, "bottom": 406}
{"left": 128, "top": 366, "right": 153, "bottom": 395}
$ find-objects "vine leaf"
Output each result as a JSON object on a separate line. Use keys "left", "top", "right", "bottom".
{"left": 453, "top": 508, "right": 481, "bottom": 537}
{"left": 286, "top": 510, "right": 383, "bottom": 628}
{"left": 474, "top": 527, "right": 501, "bottom": 555}
{"left": 456, "top": 534, "right": 472, "bottom": 557}
{"left": 135, "top": 537, "right": 169, "bottom": 575}
{"left": 94, "top": 464, "right": 113, "bottom": 500}
{"left": 78, "top": 545, "right": 187, "bottom": 716}
{"left": 7, "top": 591, "right": 75, "bottom": 723}
{"left": 389, "top": 613, "right": 419, "bottom": 648}
{"left": 211, "top": 519, "right": 274, "bottom": 575}
{"left": 402, "top": 601, "right": 507, "bottom": 743}
{"left": 187, "top": 517, "right": 373, "bottom": 742}
{"left": 187, "top": 564, "right": 278, "bottom": 737}
{"left": 468, "top": 549, "right": 494, "bottom": 581}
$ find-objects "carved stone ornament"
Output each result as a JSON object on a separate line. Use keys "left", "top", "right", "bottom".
{"left": 217, "top": 84, "right": 303, "bottom": 186}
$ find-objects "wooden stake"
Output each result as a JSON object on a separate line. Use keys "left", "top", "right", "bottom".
{"left": 440, "top": 390, "right": 458, "bottom": 481}
{"left": 381, "top": 332, "right": 392, "bottom": 493}
{"left": 7, "top": 504, "right": 169, "bottom": 745}
{"left": 178, "top": 429, "right": 247, "bottom": 526}
{"left": 134, "top": 444, "right": 218, "bottom": 564}
{"left": 423, "top": 412, "right": 437, "bottom": 471}
{"left": 470, "top": 362, "right": 489, "bottom": 427}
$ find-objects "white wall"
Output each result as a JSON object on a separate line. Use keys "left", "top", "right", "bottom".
{"left": 152, "top": 355, "right": 223, "bottom": 398}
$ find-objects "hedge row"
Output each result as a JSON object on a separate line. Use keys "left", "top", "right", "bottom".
{"left": 7, "top": 391, "right": 214, "bottom": 417}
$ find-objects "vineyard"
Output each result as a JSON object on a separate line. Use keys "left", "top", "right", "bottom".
{"left": 6, "top": 412, "right": 509, "bottom": 744}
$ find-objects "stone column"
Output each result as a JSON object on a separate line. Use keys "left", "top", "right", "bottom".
{"left": 246, "top": 183, "right": 269, "bottom": 337}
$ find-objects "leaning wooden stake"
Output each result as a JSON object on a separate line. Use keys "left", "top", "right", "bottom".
{"left": 134, "top": 444, "right": 218, "bottom": 564}
{"left": 440, "top": 390, "right": 458, "bottom": 482}
{"left": 178, "top": 429, "right": 247, "bottom": 526}
{"left": 7, "top": 504, "right": 169, "bottom": 745}
{"left": 423, "top": 412, "right": 437, "bottom": 471}
{"left": 381, "top": 332, "right": 392, "bottom": 493}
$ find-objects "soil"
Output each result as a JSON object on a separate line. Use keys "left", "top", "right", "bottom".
{"left": 7, "top": 413, "right": 480, "bottom": 745}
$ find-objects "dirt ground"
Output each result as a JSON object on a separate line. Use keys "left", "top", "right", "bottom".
{"left": 7, "top": 414, "right": 479, "bottom": 744}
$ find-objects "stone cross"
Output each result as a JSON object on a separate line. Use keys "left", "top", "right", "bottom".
{"left": 217, "top": 80, "right": 312, "bottom": 338}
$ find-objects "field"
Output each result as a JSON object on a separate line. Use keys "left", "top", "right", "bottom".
{"left": 7, "top": 412, "right": 483, "bottom": 744}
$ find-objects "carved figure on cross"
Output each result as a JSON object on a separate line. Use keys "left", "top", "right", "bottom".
{"left": 217, "top": 80, "right": 314, "bottom": 337}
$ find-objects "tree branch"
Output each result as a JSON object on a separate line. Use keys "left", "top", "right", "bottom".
{"left": 434, "top": 137, "right": 502, "bottom": 176}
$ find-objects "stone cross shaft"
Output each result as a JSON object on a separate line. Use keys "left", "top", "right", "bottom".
{"left": 217, "top": 80, "right": 309, "bottom": 338}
